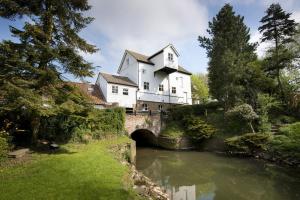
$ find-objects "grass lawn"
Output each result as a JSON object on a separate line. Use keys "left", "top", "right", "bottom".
{"left": 0, "top": 136, "right": 140, "bottom": 200}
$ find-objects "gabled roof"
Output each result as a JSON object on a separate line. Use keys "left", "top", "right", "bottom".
{"left": 126, "top": 50, "right": 154, "bottom": 65}
{"left": 178, "top": 65, "right": 192, "bottom": 75}
{"left": 69, "top": 82, "right": 106, "bottom": 105}
{"left": 118, "top": 44, "right": 191, "bottom": 75}
{"left": 100, "top": 72, "right": 138, "bottom": 87}
{"left": 148, "top": 44, "right": 180, "bottom": 60}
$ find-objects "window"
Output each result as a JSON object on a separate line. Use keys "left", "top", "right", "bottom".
{"left": 172, "top": 87, "right": 176, "bottom": 94}
{"left": 126, "top": 58, "right": 129, "bottom": 66}
{"left": 112, "top": 85, "right": 118, "bottom": 94}
{"left": 123, "top": 88, "right": 128, "bottom": 95}
{"left": 142, "top": 69, "right": 146, "bottom": 74}
{"left": 168, "top": 53, "right": 173, "bottom": 61}
{"left": 159, "top": 84, "right": 164, "bottom": 91}
{"left": 158, "top": 105, "right": 163, "bottom": 111}
{"left": 144, "top": 82, "right": 149, "bottom": 90}
{"left": 142, "top": 103, "right": 148, "bottom": 111}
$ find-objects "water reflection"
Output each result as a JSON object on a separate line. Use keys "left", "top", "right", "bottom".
{"left": 136, "top": 148, "right": 300, "bottom": 200}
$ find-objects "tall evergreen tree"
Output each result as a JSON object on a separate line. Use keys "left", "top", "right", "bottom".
{"left": 258, "top": 3, "right": 298, "bottom": 100}
{"left": 198, "top": 4, "right": 256, "bottom": 109}
{"left": 0, "top": 0, "right": 97, "bottom": 143}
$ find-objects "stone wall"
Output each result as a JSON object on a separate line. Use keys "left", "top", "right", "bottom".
{"left": 136, "top": 100, "right": 176, "bottom": 113}
{"left": 125, "top": 114, "right": 164, "bottom": 137}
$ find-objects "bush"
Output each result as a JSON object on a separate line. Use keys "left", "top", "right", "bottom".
{"left": 40, "top": 107, "right": 125, "bottom": 143}
{"left": 0, "top": 131, "right": 9, "bottom": 161}
{"left": 160, "top": 122, "right": 185, "bottom": 139}
{"left": 184, "top": 116, "right": 216, "bottom": 140}
{"left": 225, "top": 133, "right": 271, "bottom": 153}
{"left": 270, "top": 122, "right": 300, "bottom": 158}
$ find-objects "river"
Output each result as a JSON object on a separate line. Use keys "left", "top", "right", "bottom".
{"left": 136, "top": 147, "right": 300, "bottom": 200}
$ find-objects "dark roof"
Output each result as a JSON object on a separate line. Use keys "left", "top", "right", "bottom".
{"left": 148, "top": 44, "right": 179, "bottom": 59}
{"left": 122, "top": 45, "right": 191, "bottom": 76}
{"left": 178, "top": 65, "right": 192, "bottom": 75}
{"left": 126, "top": 50, "right": 154, "bottom": 65}
{"left": 69, "top": 82, "right": 106, "bottom": 105}
{"left": 100, "top": 72, "right": 138, "bottom": 87}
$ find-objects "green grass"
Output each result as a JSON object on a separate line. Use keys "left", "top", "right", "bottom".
{"left": 0, "top": 136, "right": 140, "bottom": 200}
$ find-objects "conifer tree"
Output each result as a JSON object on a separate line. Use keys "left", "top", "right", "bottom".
{"left": 258, "top": 3, "right": 298, "bottom": 100}
{"left": 199, "top": 4, "right": 256, "bottom": 109}
{"left": 0, "top": 0, "right": 97, "bottom": 143}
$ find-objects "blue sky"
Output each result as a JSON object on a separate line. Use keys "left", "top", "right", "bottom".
{"left": 1, "top": 0, "right": 300, "bottom": 83}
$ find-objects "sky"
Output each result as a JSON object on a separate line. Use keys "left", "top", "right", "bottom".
{"left": 1, "top": 0, "right": 300, "bottom": 83}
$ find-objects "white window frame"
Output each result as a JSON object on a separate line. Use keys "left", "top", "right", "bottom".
{"left": 144, "top": 82, "right": 149, "bottom": 90}
{"left": 168, "top": 53, "right": 173, "bottom": 62}
{"left": 123, "top": 88, "right": 128, "bottom": 95}
{"left": 172, "top": 87, "right": 176, "bottom": 94}
{"left": 142, "top": 103, "right": 148, "bottom": 111}
{"left": 159, "top": 84, "right": 164, "bottom": 92}
{"left": 112, "top": 85, "right": 118, "bottom": 94}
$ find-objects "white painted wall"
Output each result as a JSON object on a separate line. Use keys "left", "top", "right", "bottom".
{"left": 96, "top": 73, "right": 108, "bottom": 101}
{"left": 118, "top": 52, "right": 138, "bottom": 84}
{"left": 163, "top": 46, "right": 178, "bottom": 70}
{"left": 106, "top": 83, "right": 137, "bottom": 108}
{"left": 137, "top": 62, "right": 192, "bottom": 105}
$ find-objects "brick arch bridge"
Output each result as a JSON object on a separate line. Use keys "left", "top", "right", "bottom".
{"left": 125, "top": 113, "right": 165, "bottom": 137}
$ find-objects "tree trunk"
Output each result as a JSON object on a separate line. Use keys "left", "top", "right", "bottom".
{"left": 249, "top": 122, "right": 255, "bottom": 134}
{"left": 31, "top": 117, "right": 40, "bottom": 145}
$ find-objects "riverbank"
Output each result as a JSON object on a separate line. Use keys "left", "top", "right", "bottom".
{"left": 0, "top": 136, "right": 141, "bottom": 200}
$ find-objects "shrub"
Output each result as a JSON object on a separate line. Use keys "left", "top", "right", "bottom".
{"left": 160, "top": 122, "right": 185, "bottom": 139}
{"left": 226, "top": 104, "right": 258, "bottom": 133}
{"left": 184, "top": 116, "right": 216, "bottom": 140}
{"left": 0, "top": 131, "right": 9, "bottom": 161}
{"left": 225, "top": 133, "right": 271, "bottom": 153}
{"left": 270, "top": 122, "right": 300, "bottom": 158}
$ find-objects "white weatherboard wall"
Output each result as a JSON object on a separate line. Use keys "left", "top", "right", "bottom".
{"left": 163, "top": 46, "right": 178, "bottom": 70}
{"left": 118, "top": 52, "right": 138, "bottom": 84}
{"left": 106, "top": 83, "right": 137, "bottom": 108}
{"left": 137, "top": 61, "right": 192, "bottom": 105}
{"left": 96, "top": 74, "right": 108, "bottom": 101}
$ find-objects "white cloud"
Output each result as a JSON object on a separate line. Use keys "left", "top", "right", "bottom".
{"left": 250, "top": 30, "right": 272, "bottom": 58}
{"left": 292, "top": 10, "right": 300, "bottom": 22}
{"left": 87, "top": 0, "right": 208, "bottom": 65}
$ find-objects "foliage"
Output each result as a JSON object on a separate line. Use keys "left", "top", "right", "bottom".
{"left": 226, "top": 104, "right": 258, "bottom": 133}
{"left": 169, "top": 102, "right": 222, "bottom": 121}
{"left": 225, "top": 133, "right": 271, "bottom": 154}
{"left": 199, "top": 4, "right": 257, "bottom": 109}
{"left": 0, "top": 130, "right": 9, "bottom": 161}
{"left": 184, "top": 116, "right": 216, "bottom": 140}
{"left": 0, "top": 0, "right": 97, "bottom": 144}
{"left": 270, "top": 122, "right": 300, "bottom": 158}
{"left": 40, "top": 107, "right": 125, "bottom": 143}
{"left": 259, "top": 3, "right": 298, "bottom": 100}
{"left": 0, "top": 137, "right": 141, "bottom": 200}
{"left": 191, "top": 73, "right": 209, "bottom": 103}
{"left": 160, "top": 121, "right": 185, "bottom": 139}
{"left": 257, "top": 93, "right": 281, "bottom": 132}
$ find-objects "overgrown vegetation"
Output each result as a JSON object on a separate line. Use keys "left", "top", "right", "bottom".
{"left": 197, "top": 3, "right": 300, "bottom": 166}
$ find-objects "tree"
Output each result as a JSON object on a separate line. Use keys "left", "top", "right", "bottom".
{"left": 258, "top": 3, "right": 298, "bottom": 100}
{"left": 226, "top": 104, "right": 258, "bottom": 133}
{"left": 0, "top": 0, "right": 97, "bottom": 143}
{"left": 199, "top": 4, "right": 257, "bottom": 109}
{"left": 257, "top": 93, "right": 281, "bottom": 133}
{"left": 191, "top": 73, "right": 209, "bottom": 103}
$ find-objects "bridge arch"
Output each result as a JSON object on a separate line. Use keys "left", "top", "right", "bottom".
{"left": 131, "top": 129, "right": 157, "bottom": 147}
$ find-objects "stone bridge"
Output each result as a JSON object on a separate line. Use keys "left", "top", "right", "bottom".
{"left": 125, "top": 113, "right": 164, "bottom": 136}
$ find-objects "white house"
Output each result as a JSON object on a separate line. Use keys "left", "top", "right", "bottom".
{"left": 94, "top": 44, "right": 192, "bottom": 112}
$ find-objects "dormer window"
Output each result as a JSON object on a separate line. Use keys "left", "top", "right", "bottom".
{"left": 168, "top": 53, "right": 173, "bottom": 62}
